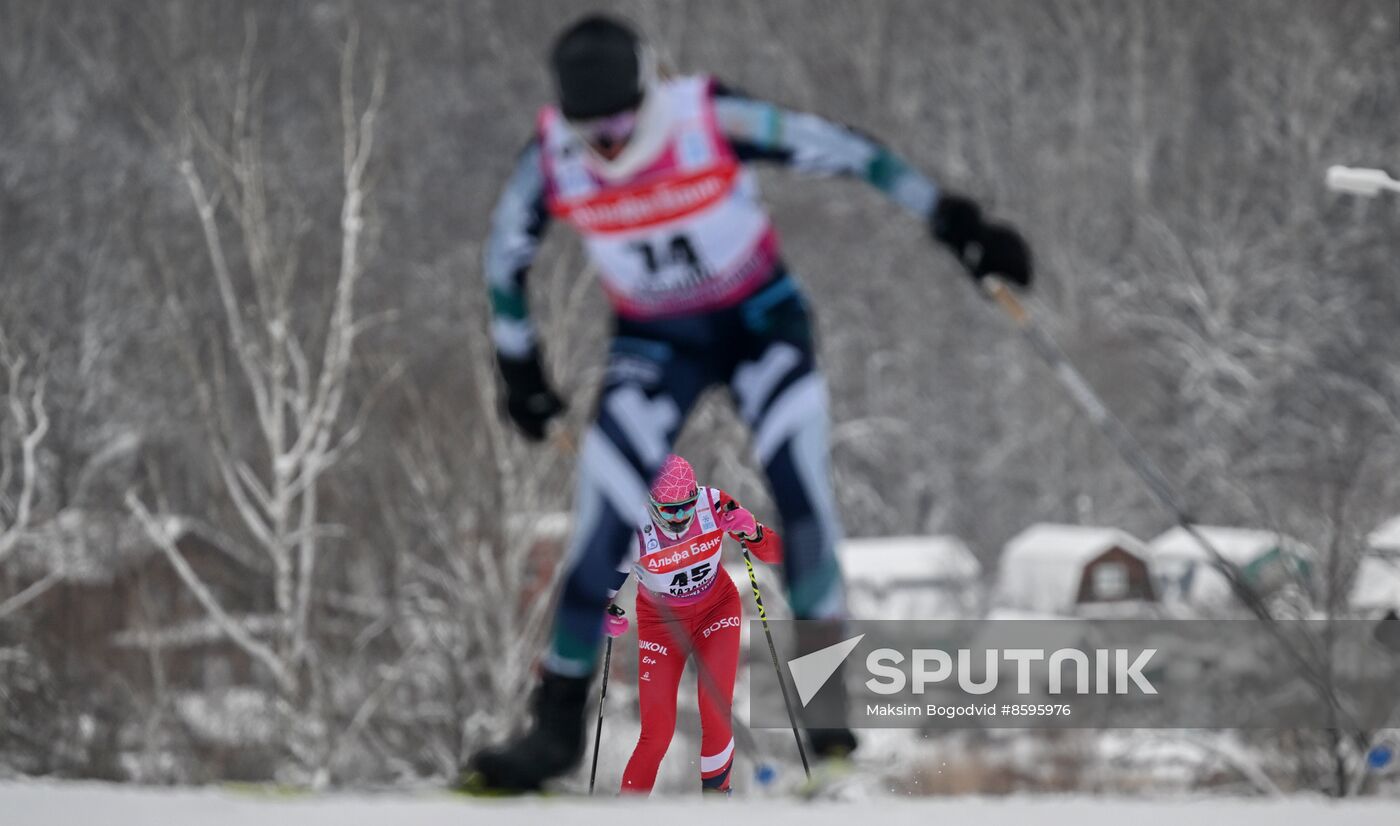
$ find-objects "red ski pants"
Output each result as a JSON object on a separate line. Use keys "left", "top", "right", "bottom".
{"left": 620, "top": 573, "right": 741, "bottom": 794}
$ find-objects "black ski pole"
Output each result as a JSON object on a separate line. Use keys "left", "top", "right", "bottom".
{"left": 979, "top": 275, "right": 1364, "bottom": 735}
{"left": 981, "top": 277, "right": 1290, "bottom": 618}
{"left": 588, "top": 609, "right": 621, "bottom": 796}
{"left": 741, "top": 544, "right": 812, "bottom": 780}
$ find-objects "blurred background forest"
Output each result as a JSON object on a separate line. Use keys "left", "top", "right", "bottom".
{"left": 1, "top": 0, "right": 1397, "bottom": 790}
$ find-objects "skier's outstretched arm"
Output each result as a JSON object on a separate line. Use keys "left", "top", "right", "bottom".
{"left": 713, "top": 84, "right": 938, "bottom": 218}
{"left": 483, "top": 137, "right": 567, "bottom": 440}
{"left": 712, "top": 84, "right": 1032, "bottom": 287}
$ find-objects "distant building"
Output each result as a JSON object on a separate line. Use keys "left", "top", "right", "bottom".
{"left": 1149, "top": 525, "right": 1313, "bottom": 612}
{"left": 994, "top": 524, "right": 1157, "bottom": 617}
{"left": 838, "top": 535, "right": 983, "bottom": 620}
{"left": 1368, "top": 515, "right": 1400, "bottom": 554}
{"left": 1349, "top": 516, "right": 1400, "bottom": 616}
{"left": 504, "top": 510, "right": 573, "bottom": 606}
{"left": 5, "top": 508, "right": 268, "bottom": 692}
{"left": 2, "top": 508, "right": 276, "bottom": 779}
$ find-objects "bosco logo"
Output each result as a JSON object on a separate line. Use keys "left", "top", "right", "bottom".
{"left": 702, "top": 616, "right": 740, "bottom": 639}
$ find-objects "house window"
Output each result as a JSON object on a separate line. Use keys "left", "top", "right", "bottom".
{"left": 1092, "top": 561, "right": 1130, "bottom": 600}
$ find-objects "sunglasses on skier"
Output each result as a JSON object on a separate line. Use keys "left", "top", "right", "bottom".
{"left": 650, "top": 493, "right": 698, "bottom": 525}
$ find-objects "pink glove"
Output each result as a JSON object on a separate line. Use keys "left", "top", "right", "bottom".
{"left": 603, "top": 604, "right": 629, "bottom": 638}
{"left": 719, "top": 506, "right": 758, "bottom": 540}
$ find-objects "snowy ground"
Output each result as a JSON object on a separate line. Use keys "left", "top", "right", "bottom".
{"left": 2, "top": 781, "right": 1396, "bottom": 826}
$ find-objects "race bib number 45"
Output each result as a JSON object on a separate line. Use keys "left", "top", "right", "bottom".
{"left": 640, "top": 530, "right": 724, "bottom": 597}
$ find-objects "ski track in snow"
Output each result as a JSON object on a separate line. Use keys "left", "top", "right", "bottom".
{"left": 2, "top": 781, "right": 1396, "bottom": 826}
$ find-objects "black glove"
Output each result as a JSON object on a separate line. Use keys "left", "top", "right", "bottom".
{"left": 497, "top": 351, "right": 566, "bottom": 441}
{"left": 930, "top": 193, "right": 1033, "bottom": 288}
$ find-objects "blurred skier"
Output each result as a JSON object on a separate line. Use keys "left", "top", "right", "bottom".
{"left": 598, "top": 454, "right": 782, "bottom": 795}
{"left": 469, "top": 13, "right": 1032, "bottom": 792}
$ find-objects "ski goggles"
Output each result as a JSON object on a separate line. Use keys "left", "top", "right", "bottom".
{"left": 568, "top": 108, "right": 639, "bottom": 156}
{"left": 650, "top": 494, "right": 698, "bottom": 525}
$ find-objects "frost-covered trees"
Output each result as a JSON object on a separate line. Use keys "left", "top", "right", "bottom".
{"left": 124, "top": 14, "right": 387, "bottom": 785}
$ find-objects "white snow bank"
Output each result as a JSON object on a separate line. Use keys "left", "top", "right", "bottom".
{"left": 1, "top": 780, "right": 1394, "bottom": 826}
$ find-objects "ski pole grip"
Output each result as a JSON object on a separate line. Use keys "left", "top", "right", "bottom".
{"left": 983, "top": 276, "right": 1029, "bottom": 326}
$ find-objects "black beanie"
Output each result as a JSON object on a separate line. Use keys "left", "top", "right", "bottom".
{"left": 550, "top": 14, "right": 644, "bottom": 120}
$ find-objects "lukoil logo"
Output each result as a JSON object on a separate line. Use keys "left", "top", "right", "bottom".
{"left": 639, "top": 640, "right": 670, "bottom": 656}
{"left": 786, "top": 636, "right": 1158, "bottom": 707}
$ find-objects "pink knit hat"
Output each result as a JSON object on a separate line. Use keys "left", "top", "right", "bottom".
{"left": 650, "top": 454, "right": 697, "bottom": 504}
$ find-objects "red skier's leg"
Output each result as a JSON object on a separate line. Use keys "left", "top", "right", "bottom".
{"left": 620, "top": 597, "right": 686, "bottom": 794}
{"left": 693, "top": 577, "right": 742, "bottom": 793}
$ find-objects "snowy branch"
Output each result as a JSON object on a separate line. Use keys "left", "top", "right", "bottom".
{"left": 0, "top": 569, "right": 60, "bottom": 622}
{"left": 0, "top": 326, "right": 48, "bottom": 563}
{"left": 126, "top": 491, "right": 294, "bottom": 692}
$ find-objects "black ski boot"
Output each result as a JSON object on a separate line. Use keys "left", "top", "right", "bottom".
{"left": 461, "top": 670, "right": 591, "bottom": 793}
{"left": 806, "top": 727, "right": 858, "bottom": 759}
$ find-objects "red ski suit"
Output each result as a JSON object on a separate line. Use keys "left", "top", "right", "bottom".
{"left": 617, "top": 487, "right": 780, "bottom": 794}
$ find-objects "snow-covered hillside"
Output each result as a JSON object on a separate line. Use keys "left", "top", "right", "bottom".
{"left": 2, "top": 781, "right": 1394, "bottom": 826}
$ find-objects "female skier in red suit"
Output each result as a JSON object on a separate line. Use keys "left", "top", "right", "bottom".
{"left": 603, "top": 454, "right": 781, "bottom": 795}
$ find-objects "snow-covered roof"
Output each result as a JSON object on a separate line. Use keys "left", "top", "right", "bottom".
{"left": 10, "top": 508, "right": 159, "bottom": 584}
{"left": 10, "top": 508, "right": 260, "bottom": 585}
{"left": 1350, "top": 553, "right": 1400, "bottom": 611}
{"left": 838, "top": 536, "right": 981, "bottom": 589}
{"left": 1367, "top": 515, "right": 1400, "bottom": 553}
{"left": 1149, "top": 526, "right": 1313, "bottom": 611}
{"left": 1150, "top": 525, "right": 1312, "bottom": 564}
{"left": 995, "top": 524, "right": 1150, "bottom": 615}
{"left": 1001, "top": 524, "right": 1147, "bottom": 567}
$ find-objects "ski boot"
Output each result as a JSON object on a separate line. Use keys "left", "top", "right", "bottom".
{"left": 806, "top": 727, "right": 858, "bottom": 760}
{"left": 460, "top": 670, "right": 591, "bottom": 793}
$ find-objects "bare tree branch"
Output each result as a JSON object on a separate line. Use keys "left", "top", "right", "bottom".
{"left": 0, "top": 569, "right": 60, "bottom": 622}
{"left": 0, "top": 326, "right": 49, "bottom": 562}
{"left": 126, "top": 491, "right": 294, "bottom": 692}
